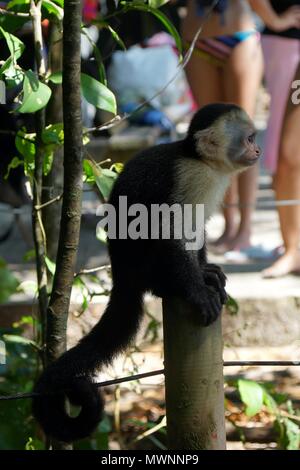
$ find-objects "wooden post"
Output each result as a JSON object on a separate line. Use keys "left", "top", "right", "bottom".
{"left": 163, "top": 297, "right": 226, "bottom": 450}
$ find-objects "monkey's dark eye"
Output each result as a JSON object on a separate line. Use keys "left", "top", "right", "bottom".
{"left": 247, "top": 134, "right": 255, "bottom": 144}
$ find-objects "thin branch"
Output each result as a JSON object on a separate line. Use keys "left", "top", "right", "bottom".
{"left": 30, "top": 0, "right": 49, "bottom": 364}
{"left": 85, "top": 115, "right": 122, "bottom": 134}
{"left": 30, "top": 0, "right": 47, "bottom": 77}
{"left": 135, "top": 416, "right": 166, "bottom": 442}
{"left": 279, "top": 410, "right": 300, "bottom": 423}
{"left": 74, "top": 264, "right": 111, "bottom": 277}
{"left": 34, "top": 194, "right": 62, "bottom": 211}
{"left": 0, "top": 7, "right": 31, "bottom": 17}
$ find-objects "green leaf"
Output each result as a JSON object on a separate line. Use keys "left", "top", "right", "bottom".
{"left": 280, "top": 418, "right": 300, "bottom": 450}
{"left": 25, "top": 437, "right": 44, "bottom": 451}
{"left": 81, "top": 28, "right": 107, "bottom": 85}
{"left": 48, "top": 71, "right": 62, "bottom": 84}
{"left": 16, "top": 70, "right": 52, "bottom": 113}
{"left": 83, "top": 158, "right": 95, "bottom": 183}
{"left": 7, "top": 0, "right": 30, "bottom": 8}
{"left": 0, "top": 258, "right": 19, "bottom": 303}
{"left": 98, "top": 415, "right": 112, "bottom": 434}
{"left": 13, "top": 315, "right": 35, "bottom": 329}
{"left": 81, "top": 73, "right": 116, "bottom": 115}
{"left": 96, "top": 169, "right": 117, "bottom": 199}
{"left": 15, "top": 130, "right": 35, "bottom": 176}
{"left": 45, "top": 256, "right": 56, "bottom": 275}
{"left": 2, "top": 64, "right": 24, "bottom": 88}
{"left": 0, "top": 26, "right": 25, "bottom": 63}
{"left": 80, "top": 295, "right": 89, "bottom": 314}
{"left": 100, "top": 23, "right": 126, "bottom": 51}
{"left": 110, "top": 162, "right": 124, "bottom": 174}
{"left": 3, "top": 334, "right": 39, "bottom": 350}
{"left": 148, "top": 0, "right": 170, "bottom": 7}
{"left": 226, "top": 295, "right": 239, "bottom": 316}
{"left": 42, "top": 0, "right": 63, "bottom": 20}
{"left": 5, "top": 156, "right": 24, "bottom": 179}
{"left": 43, "top": 148, "right": 54, "bottom": 175}
{"left": 120, "top": 1, "right": 182, "bottom": 58}
{"left": 0, "top": 9, "right": 28, "bottom": 33}
{"left": 83, "top": 159, "right": 117, "bottom": 199}
{"left": 92, "top": 41, "right": 106, "bottom": 85}
{"left": 42, "top": 123, "right": 64, "bottom": 145}
{"left": 263, "top": 389, "right": 278, "bottom": 414}
{"left": 51, "top": 0, "right": 64, "bottom": 6}
{"left": 0, "top": 57, "right": 13, "bottom": 79}
{"left": 237, "top": 379, "right": 264, "bottom": 417}
{"left": 23, "top": 249, "right": 36, "bottom": 262}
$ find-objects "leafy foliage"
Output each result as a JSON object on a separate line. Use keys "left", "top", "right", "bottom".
{"left": 83, "top": 159, "right": 119, "bottom": 200}
{"left": 16, "top": 70, "right": 52, "bottom": 113}
{"left": 81, "top": 73, "right": 117, "bottom": 114}
{"left": 236, "top": 379, "right": 300, "bottom": 449}
{"left": 120, "top": 1, "right": 182, "bottom": 59}
{"left": 0, "top": 259, "right": 20, "bottom": 304}
{"left": 0, "top": 326, "right": 41, "bottom": 450}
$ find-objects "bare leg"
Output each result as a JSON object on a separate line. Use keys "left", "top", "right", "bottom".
{"left": 185, "top": 52, "right": 224, "bottom": 106}
{"left": 184, "top": 55, "right": 241, "bottom": 251}
{"left": 263, "top": 64, "right": 300, "bottom": 277}
{"left": 222, "top": 35, "right": 263, "bottom": 251}
{"left": 210, "top": 178, "right": 239, "bottom": 253}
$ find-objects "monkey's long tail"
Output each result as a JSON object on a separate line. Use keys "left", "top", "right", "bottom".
{"left": 32, "top": 285, "right": 144, "bottom": 443}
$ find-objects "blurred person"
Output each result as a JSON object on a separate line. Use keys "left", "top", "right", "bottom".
{"left": 250, "top": 0, "right": 300, "bottom": 175}
{"left": 182, "top": 0, "right": 264, "bottom": 254}
{"left": 250, "top": 1, "right": 300, "bottom": 277}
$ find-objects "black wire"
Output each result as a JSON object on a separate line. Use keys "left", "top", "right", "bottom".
{"left": 1, "top": 361, "right": 300, "bottom": 401}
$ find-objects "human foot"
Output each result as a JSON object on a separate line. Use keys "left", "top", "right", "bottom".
{"left": 262, "top": 251, "right": 300, "bottom": 278}
{"left": 225, "top": 232, "right": 251, "bottom": 252}
{"left": 208, "top": 231, "right": 237, "bottom": 254}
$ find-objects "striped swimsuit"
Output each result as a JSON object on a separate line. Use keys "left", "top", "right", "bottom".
{"left": 186, "top": 30, "right": 260, "bottom": 67}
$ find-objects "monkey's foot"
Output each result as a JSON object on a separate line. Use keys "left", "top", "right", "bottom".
{"left": 262, "top": 252, "right": 300, "bottom": 279}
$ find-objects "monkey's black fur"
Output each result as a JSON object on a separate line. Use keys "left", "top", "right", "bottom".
{"left": 33, "top": 103, "right": 249, "bottom": 442}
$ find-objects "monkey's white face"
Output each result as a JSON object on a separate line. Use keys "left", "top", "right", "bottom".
{"left": 194, "top": 109, "right": 261, "bottom": 173}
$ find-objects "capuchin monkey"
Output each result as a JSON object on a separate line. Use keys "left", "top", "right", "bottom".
{"left": 32, "top": 103, "right": 261, "bottom": 442}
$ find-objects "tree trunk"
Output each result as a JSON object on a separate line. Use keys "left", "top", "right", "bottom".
{"left": 30, "top": 0, "right": 48, "bottom": 364}
{"left": 163, "top": 298, "right": 226, "bottom": 450}
{"left": 45, "top": 0, "right": 83, "bottom": 450}
{"left": 43, "top": 24, "right": 64, "bottom": 262}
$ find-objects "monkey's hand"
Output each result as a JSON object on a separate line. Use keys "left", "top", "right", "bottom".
{"left": 202, "top": 263, "right": 227, "bottom": 305}
{"left": 188, "top": 264, "right": 227, "bottom": 326}
{"left": 190, "top": 283, "right": 225, "bottom": 327}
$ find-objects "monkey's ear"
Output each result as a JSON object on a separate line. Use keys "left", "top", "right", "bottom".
{"left": 194, "top": 127, "right": 220, "bottom": 158}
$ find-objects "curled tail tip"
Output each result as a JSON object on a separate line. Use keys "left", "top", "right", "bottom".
{"left": 32, "top": 375, "right": 104, "bottom": 442}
